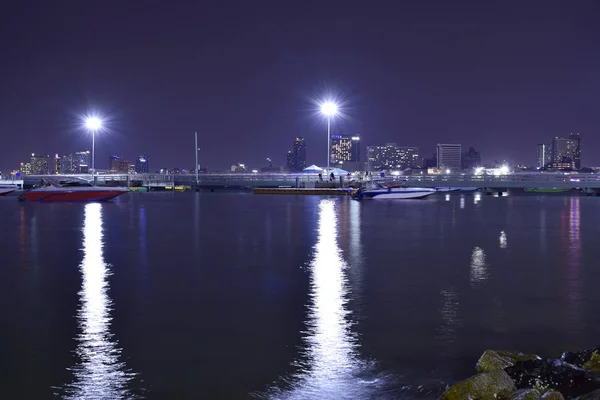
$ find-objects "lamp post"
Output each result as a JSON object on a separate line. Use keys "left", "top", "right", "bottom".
{"left": 320, "top": 102, "right": 338, "bottom": 172}
{"left": 84, "top": 117, "right": 102, "bottom": 180}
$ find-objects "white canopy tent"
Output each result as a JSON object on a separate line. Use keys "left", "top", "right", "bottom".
{"left": 303, "top": 165, "right": 325, "bottom": 173}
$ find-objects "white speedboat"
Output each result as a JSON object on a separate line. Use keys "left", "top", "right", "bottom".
{"left": 351, "top": 183, "right": 435, "bottom": 200}
{"left": 0, "top": 185, "right": 18, "bottom": 196}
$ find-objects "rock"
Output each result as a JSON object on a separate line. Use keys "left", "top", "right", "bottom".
{"left": 439, "top": 369, "right": 516, "bottom": 400}
{"left": 562, "top": 347, "right": 600, "bottom": 367}
{"left": 541, "top": 390, "right": 564, "bottom": 399}
{"left": 506, "top": 358, "right": 600, "bottom": 398}
{"left": 584, "top": 352, "right": 600, "bottom": 374}
{"left": 477, "top": 350, "right": 540, "bottom": 373}
{"left": 576, "top": 389, "right": 600, "bottom": 399}
{"left": 511, "top": 388, "right": 541, "bottom": 399}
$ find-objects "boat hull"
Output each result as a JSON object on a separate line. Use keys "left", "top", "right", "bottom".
{"left": 355, "top": 188, "right": 435, "bottom": 200}
{"left": 435, "top": 187, "right": 461, "bottom": 192}
{"left": 23, "top": 189, "right": 128, "bottom": 202}
{"left": 0, "top": 188, "right": 16, "bottom": 196}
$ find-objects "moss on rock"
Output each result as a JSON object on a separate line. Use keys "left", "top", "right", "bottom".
{"left": 439, "top": 369, "right": 516, "bottom": 400}
{"left": 583, "top": 352, "right": 600, "bottom": 374}
{"left": 476, "top": 350, "right": 540, "bottom": 373}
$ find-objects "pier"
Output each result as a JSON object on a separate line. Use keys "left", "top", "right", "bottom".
{"left": 17, "top": 173, "right": 600, "bottom": 193}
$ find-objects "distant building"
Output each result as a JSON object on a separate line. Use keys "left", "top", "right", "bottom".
{"left": 75, "top": 151, "right": 91, "bottom": 173}
{"left": 569, "top": 132, "right": 582, "bottom": 169}
{"left": 58, "top": 154, "right": 73, "bottom": 174}
{"left": 536, "top": 143, "right": 552, "bottom": 169}
{"left": 330, "top": 134, "right": 360, "bottom": 166}
{"left": 135, "top": 155, "right": 149, "bottom": 173}
{"left": 552, "top": 134, "right": 581, "bottom": 170}
{"left": 436, "top": 144, "right": 462, "bottom": 171}
{"left": 461, "top": 147, "right": 481, "bottom": 170}
{"left": 231, "top": 163, "right": 247, "bottom": 173}
{"left": 30, "top": 153, "right": 49, "bottom": 175}
{"left": 52, "top": 154, "right": 61, "bottom": 174}
{"left": 20, "top": 162, "right": 32, "bottom": 175}
{"left": 286, "top": 137, "right": 306, "bottom": 172}
{"left": 109, "top": 155, "right": 131, "bottom": 173}
{"left": 367, "top": 144, "right": 419, "bottom": 171}
{"left": 423, "top": 153, "right": 437, "bottom": 169}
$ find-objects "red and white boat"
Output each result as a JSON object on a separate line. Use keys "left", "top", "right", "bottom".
{"left": 23, "top": 178, "right": 128, "bottom": 202}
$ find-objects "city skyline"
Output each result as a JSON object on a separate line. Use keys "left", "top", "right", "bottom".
{"left": 1, "top": 1, "right": 599, "bottom": 171}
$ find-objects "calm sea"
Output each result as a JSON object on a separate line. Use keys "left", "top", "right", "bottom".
{"left": 0, "top": 192, "right": 598, "bottom": 399}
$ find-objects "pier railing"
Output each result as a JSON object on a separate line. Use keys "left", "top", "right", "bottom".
{"left": 20, "top": 172, "right": 600, "bottom": 190}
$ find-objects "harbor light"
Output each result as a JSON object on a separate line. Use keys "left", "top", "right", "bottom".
{"left": 85, "top": 117, "right": 102, "bottom": 131}
{"left": 499, "top": 165, "right": 510, "bottom": 175}
{"left": 252, "top": 169, "right": 258, "bottom": 174}
{"left": 320, "top": 102, "right": 338, "bottom": 116}
{"left": 83, "top": 115, "right": 104, "bottom": 180}
{"left": 320, "top": 101, "right": 339, "bottom": 173}
{"left": 445, "top": 169, "right": 451, "bottom": 174}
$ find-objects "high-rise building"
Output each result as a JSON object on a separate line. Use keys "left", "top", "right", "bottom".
{"left": 330, "top": 134, "right": 360, "bottom": 165}
{"left": 30, "top": 153, "right": 49, "bottom": 175}
{"left": 536, "top": 144, "right": 552, "bottom": 169}
{"left": 109, "top": 155, "right": 131, "bottom": 173}
{"left": 367, "top": 144, "right": 419, "bottom": 171}
{"left": 436, "top": 144, "right": 462, "bottom": 171}
{"left": 461, "top": 147, "right": 481, "bottom": 170}
{"left": 569, "top": 132, "right": 582, "bottom": 169}
{"left": 59, "top": 154, "right": 74, "bottom": 174}
{"left": 286, "top": 137, "right": 306, "bottom": 172}
{"left": 109, "top": 155, "right": 121, "bottom": 172}
{"left": 75, "top": 151, "right": 91, "bottom": 173}
{"left": 20, "top": 162, "right": 32, "bottom": 175}
{"left": 552, "top": 134, "right": 581, "bottom": 170}
{"left": 135, "top": 155, "right": 149, "bottom": 173}
{"left": 52, "top": 154, "right": 61, "bottom": 174}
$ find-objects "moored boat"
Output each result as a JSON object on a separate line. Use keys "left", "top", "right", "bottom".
{"left": 0, "top": 185, "right": 18, "bottom": 196}
{"left": 352, "top": 183, "right": 435, "bottom": 200}
{"left": 22, "top": 178, "right": 128, "bottom": 202}
{"left": 435, "top": 187, "right": 461, "bottom": 192}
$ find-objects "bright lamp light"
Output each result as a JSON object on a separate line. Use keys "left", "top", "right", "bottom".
{"left": 320, "top": 102, "right": 338, "bottom": 116}
{"left": 85, "top": 117, "right": 102, "bottom": 131}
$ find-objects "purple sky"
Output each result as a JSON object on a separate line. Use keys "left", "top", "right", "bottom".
{"left": 1, "top": 0, "right": 599, "bottom": 172}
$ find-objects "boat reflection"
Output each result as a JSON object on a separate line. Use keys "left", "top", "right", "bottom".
{"left": 61, "top": 203, "right": 136, "bottom": 399}
{"left": 273, "top": 199, "right": 370, "bottom": 399}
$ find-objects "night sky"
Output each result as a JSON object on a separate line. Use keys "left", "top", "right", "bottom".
{"left": 1, "top": 0, "right": 599, "bottom": 172}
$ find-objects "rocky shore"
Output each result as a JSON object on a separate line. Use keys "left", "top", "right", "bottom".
{"left": 440, "top": 348, "right": 600, "bottom": 399}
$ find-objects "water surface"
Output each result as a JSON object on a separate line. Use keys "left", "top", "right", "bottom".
{"left": 1, "top": 192, "right": 599, "bottom": 399}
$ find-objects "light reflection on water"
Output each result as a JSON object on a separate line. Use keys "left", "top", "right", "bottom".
{"left": 469, "top": 247, "right": 487, "bottom": 286}
{"left": 60, "top": 203, "right": 137, "bottom": 399}
{"left": 269, "top": 199, "right": 373, "bottom": 399}
{"left": 499, "top": 231, "right": 507, "bottom": 248}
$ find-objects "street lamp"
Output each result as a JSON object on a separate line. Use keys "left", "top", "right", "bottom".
{"left": 320, "top": 102, "right": 338, "bottom": 172}
{"left": 84, "top": 116, "right": 103, "bottom": 179}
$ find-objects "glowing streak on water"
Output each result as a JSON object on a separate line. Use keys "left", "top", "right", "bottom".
{"left": 469, "top": 247, "right": 487, "bottom": 286}
{"left": 274, "top": 199, "right": 369, "bottom": 400}
{"left": 62, "top": 203, "right": 136, "bottom": 399}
